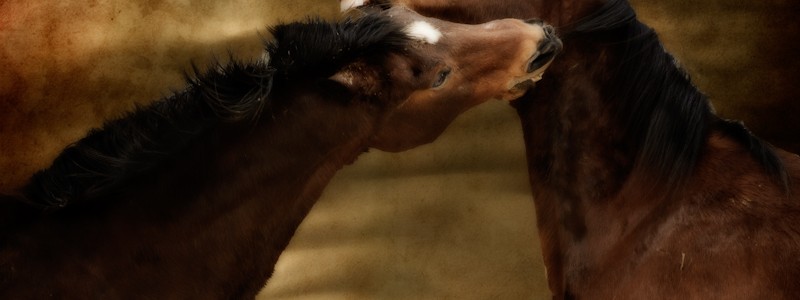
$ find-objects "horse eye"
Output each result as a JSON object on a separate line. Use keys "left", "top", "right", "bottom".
{"left": 432, "top": 69, "right": 451, "bottom": 88}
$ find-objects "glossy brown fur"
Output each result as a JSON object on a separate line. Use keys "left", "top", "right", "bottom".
{"left": 390, "top": 0, "right": 800, "bottom": 298}
{"left": 0, "top": 8, "right": 559, "bottom": 298}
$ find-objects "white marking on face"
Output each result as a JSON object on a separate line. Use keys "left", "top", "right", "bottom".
{"left": 340, "top": 0, "right": 366, "bottom": 12}
{"left": 405, "top": 21, "right": 442, "bottom": 44}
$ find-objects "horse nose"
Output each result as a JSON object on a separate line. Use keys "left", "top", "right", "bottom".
{"left": 543, "top": 24, "right": 560, "bottom": 44}
{"left": 527, "top": 25, "right": 562, "bottom": 73}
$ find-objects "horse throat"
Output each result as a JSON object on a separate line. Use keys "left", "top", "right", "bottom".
{"left": 513, "top": 39, "right": 672, "bottom": 296}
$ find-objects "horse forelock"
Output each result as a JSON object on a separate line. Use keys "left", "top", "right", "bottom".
{"left": 564, "top": 0, "right": 788, "bottom": 194}
{"left": 265, "top": 13, "right": 411, "bottom": 82}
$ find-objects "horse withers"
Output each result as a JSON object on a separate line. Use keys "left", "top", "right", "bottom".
{"left": 0, "top": 5, "right": 560, "bottom": 299}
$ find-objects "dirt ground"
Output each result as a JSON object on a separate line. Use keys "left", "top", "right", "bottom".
{"left": 1, "top": 1, "right": 798, "bottom": 299}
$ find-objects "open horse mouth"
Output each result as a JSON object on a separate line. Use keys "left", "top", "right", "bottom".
{"left": 507, "top": 24, "right": 562, "bottom": 96}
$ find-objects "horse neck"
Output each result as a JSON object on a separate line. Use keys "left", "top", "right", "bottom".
{"left": 518, "top": 38, "right": 639, "bottom": 221}
{"left": 139, "top": 91, "right": 376, "bottom": 267}
{"left": 8, "top": 93, "right": 378, "bottom": 297}
{"left": 516, "top": 26, "right": 702, "bottom": 296}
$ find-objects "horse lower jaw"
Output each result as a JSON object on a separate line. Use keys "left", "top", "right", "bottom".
{"left": 500, "top": 79, "right": 537, "bottom": 101}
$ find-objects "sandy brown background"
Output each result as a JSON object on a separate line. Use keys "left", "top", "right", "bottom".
{"left": 1, "top": 0, "right": 798, "bottom": 299}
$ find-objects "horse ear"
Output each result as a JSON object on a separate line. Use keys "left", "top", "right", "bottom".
{"left": 328, "top": 62, "right": 379, "bottom": 95}
{"left": 329, "top": 69, "right": 361, "bottom": 92}
{"left": 340, "top": 0, "right": 368, "bottom": 12}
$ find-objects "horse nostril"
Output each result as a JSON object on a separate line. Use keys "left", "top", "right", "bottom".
{"left": 527, "top": 41, "right": 559, "bottom": 73}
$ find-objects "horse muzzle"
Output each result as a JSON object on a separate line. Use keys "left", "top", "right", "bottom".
{"left": 527, "top": 25, "right": 562, "bottom": 74}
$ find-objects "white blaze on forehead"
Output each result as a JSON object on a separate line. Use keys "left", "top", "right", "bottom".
{"left": 405, "top": 21, "right": 442, "bottom": 44}
{"left": 340, "top": 0, "right": 366, "bottom": 12}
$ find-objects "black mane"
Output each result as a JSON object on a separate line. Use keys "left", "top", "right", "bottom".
{"left": 566, "top": 0, "right": 788, "bottom": 192}
{"left": 22, "top": 13, "right": 411, "bottom": 208}
{"left": 267, "top": 14, "right": 409, "bottom": 81}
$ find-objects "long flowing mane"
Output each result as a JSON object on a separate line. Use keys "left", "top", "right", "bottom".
{"left": 563, "top": 0, "right": 789, "bottom": 193}
{"left": 23, "top": 13, "right": 411, "bottom": 208}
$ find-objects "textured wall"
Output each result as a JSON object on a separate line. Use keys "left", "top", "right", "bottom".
{"left": 631, "top": 0, "right": 800, "bottom": 153}
{"left": 1, "top": 1, "right": 798, "bottom": 299}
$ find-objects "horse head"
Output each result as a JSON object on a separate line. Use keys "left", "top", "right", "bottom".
{"left": 335, "top": 5, "right": 562, "bottom": 151}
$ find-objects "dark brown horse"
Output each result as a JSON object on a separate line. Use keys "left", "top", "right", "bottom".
{"left": 0, "top": 7, "right": 561, "bottom": 298}
{"left": 385, "top": 0, "right": 800, "bottom": 298}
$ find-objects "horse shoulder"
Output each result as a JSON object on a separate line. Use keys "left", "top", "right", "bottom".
{"left": 578, "top": 131, "right": 797, "bottom": 298}
{"left": 632, "top": 131, "right": 800, "bottom": 297}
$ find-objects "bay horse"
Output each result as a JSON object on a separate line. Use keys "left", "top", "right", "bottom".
{"left": 383, "top": 0, "right": 800, "bottom": 298}
{"left": 0, "top": 7, "right": 561, "bottom": 298}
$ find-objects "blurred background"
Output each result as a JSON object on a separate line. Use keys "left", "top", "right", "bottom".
{"left": 1, "top": 0, "right": 798, "bottom": 299}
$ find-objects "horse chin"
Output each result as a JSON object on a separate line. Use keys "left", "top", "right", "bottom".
{"left": 501, "top": 79, "right": 536, "bottom": 101}
{"left": 502, "top": 63, "right": 551, "bottom": 101}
